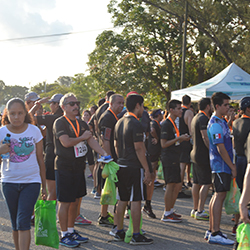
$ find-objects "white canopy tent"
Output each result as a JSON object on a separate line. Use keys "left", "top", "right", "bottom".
{"left": 171, "top": 63, "right": 250, "bottom": 101}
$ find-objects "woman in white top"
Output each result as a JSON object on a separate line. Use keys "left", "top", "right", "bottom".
{"left": 0, "top": 97, "right": 47, "bottom": 250}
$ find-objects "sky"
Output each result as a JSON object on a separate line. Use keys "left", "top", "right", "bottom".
{"left": 0, "top": 0, "right": 117, "bottom": 89}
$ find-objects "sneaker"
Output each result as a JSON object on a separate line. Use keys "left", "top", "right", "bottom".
{"left": 173, "top": 211, "right": 182, "bottom": 218}
{"left": 190, "top": 209, "right": 196, "bottom": 218}
{"left": 161, "top": 213, "right": 182, "bottom": 223}
{"left": 231, "top": 224, "right": 237, "bottom": 236}
{"left": 130, "top": 234, "right": 153, "bottom": 245}
{"left": 71, "top": 230, "right": 89, "bottom": 243}
{"left": 141, "top": 229, "right": 146, "bottom": 235}
{"left": 231, "top": 214, "right": 235, "bottom": 222}
{"left": 208, "top": 231, "right": 234, "bottom": 245}
{"left": 75, "top": 214, "right": 92, "bottom": 225}
{"left": 98, "top": 214, "right": 114, "bottom": 227}
{"left": 177, "top": 191, "right": 191, "bottom": 198}
{"left": 163, "top": 185, "right": 166, "bottom": 191}
{"left": 182, "top": 183, "right": 188, "bottom": 190}
{"left": 142, "top": 206, "right": 156, "bottom": 219}
{"left": 91, "top": 187, "right": 97, "bottom": 194}
{"left": 195, "top": 210, "right": 209, "bottom": 221}
{"left": 187, "top": 181, "right": 192, "bottom": 188}
{"left": 204, "top": 230, "right": 227, "bottom": 241}
{"left": 60, "top": 233, "right": 80, "bottom": 248}
{"left": 114, "top": 230, "right": 125, "bottom": 241}
{"left": 94, "top": 192, "right": 101, "bottom": 199}
{"left": 154, "top": 180, "right": 164, "bottom": 187}
{"left": 109, "top": 226, "right": 117, "bottom": 236}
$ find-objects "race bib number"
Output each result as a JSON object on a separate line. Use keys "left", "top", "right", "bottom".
{"left": 74, "top": 141, "right": 88, "bottom": 158}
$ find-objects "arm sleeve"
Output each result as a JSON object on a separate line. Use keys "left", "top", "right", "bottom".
{"left": 209, "top": 123, "right": 224, "bottom": 145}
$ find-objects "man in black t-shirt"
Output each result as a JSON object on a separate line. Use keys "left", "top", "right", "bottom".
{"left": 53, "top": 93, "right": 107, "bottom": 248}
{"left": 179, "top": 95, "right": 194, "bottom": 190}
{"left": 161, "top": 100, "right": 190, "bottom": 223}
{"left": 29, "top": 94, "right": 63, "bottom": 201}
{"left": 232, "top": 96, "right": 250, "bottom": 234}
{"left": 114, "top": 94, "right": 153, "bottom": 245}
{"left": 143, "top": 109, "right": 163, "bottom": 218}
{"left": 190, "top": 98, "right": 212, "bottom": 221}
{"left": 97, "top": 94, "right": 124, "bottom": 227}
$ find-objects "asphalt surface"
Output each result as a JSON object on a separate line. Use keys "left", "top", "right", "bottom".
{"left": 0, "top": 167, "right": 236, "bottom": 249}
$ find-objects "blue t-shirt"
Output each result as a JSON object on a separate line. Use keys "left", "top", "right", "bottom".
{"left": 207, "top": 115, "right": 233, "bottom": 174}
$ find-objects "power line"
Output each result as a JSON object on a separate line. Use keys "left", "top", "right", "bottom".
{"left": 0, "top": 27, "right": 116, "bottom": 42}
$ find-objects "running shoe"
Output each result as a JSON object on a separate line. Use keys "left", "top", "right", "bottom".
{"left": 91, "top": 187, "right": 97, "bottom": 194}
{"left": 71, "top": 230, "right": 88, "bottom": 244}
{"left": 94, "top": 192, "right": 101, "bottom": 199}
{"left": 195, "top": 210, "right": 209, "bottom": 221}
{"left": 109, "top": 226, "right": 117, "bottom": 236}
{"left": 190, "top": 209, "right": 196, "bottom": 218}
{"left": 231, "top": 214, "right": 235, "bottom": 222}
{"left": 98, "top": 214, "right": 114, "bottom": 227}
{"left": 163, "top": 185, "right": 166, "bottom": 191}
{"left": 208, "top": 231, "right": 234, "bottom": 245}
{"left": 173, "top": 211, "right": 182, "bottom": 218}
{"left": 130, "top": 234, "right": 153, "bottom": 245}
{"left": 60, "top": 233, "right": 80, "bottom": 248}
{"left": 154, "top": 180, "right": 164, "bottom": 187}
{"left": 187, "top": 181, "right": 192, "bottom": 188}
{"left": 75, "top": 214, "right": 92, "bottom": 225}
{"left": 231, "top": 224, "right": 237, "bottom": 236}
{"left": 142, "top": 205, "right": 156, "bottom": 219}
{"left": 204, "top": 230, "right": 227, "bottom": 241}
{"left": 161, "top": 213, "right": 182, "bottom": 223}
{"left": 114, "top": 230, "right": 125, "bottom": 241}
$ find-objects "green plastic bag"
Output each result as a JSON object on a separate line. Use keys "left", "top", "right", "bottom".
{"left": 224, "top": 178, "right": 241, "bottom": 215}
{"left": 236, "top": 223, "right": 250, "bottom": 249}
{"left": 34, "top": 200, "right": 59, "bottom": 249}
{"left": 100, "top": 176, "right": 117, "bottom": 205}
{"left": 157, "top": 161, "right": 164, "bottom": 180}
{"left": 124, "top": 209, "right": 143, "bottom": 243}
{"left": 102, "top": 161, "right": 119, "bottom": 181}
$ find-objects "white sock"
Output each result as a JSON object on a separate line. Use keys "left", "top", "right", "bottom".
{"left": 61, "top": 231, "right": 68, "bottom": 238}
{"left": 68, "top": 227, "right": 74, "bottom": 234}
{"left": 170, "top": 208, "right": 174, "bottom": 213}
{"left": 164, "top": 211, "right": 171, "bottom": 216}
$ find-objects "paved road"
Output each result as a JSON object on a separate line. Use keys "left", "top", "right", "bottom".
{"left": 0, "top": 168, "right": 236, "bottom": 249}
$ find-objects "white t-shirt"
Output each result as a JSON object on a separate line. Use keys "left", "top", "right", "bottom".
{"left": 0, "top": 124, "right": 43, "bottom": 183}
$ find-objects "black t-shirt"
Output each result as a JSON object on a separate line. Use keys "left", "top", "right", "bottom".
{"left": 53, "top": 116, "right": 89, "bottom": 166}
{"left": 114, "top": 115, "right": 144, "bottom": 168}
{"left": 95, "top": 102, "right": 109, "bottom": 122}
{"left": 161, "top": 119, "right": 180, "bottom": 162}
{"left": 147, "top": 120, "right": 161, "bottom": 156}
{"left": 37, "top": 108, "right": 63, "bottom": 157}
{"left": 190, "top": 112, "right": 209, "bottom": 164}
{"left": 98, "top": 109, "right": 118, "bottom": 162}
{"left": 179, "top": 108, "right": 189, "bottom": 135}
{"left": 233, "top": 117, "right": 250, "bottom": 156}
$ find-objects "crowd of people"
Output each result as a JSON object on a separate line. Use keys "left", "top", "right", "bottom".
{"left": 1, "top": 90, "right": 250, "bottom": 249}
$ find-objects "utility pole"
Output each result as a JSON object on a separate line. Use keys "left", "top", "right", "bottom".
{"left": 180, "top": 0, "right": 188, "bottom": 89}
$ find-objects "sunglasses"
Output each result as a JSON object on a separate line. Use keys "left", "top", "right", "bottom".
{"left": 65, "top": 101, "right": 80, "bottom": 107}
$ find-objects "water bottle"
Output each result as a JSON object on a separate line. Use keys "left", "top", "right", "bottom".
{"left": 1, "top": 133, "right": 11, "bottom": 171}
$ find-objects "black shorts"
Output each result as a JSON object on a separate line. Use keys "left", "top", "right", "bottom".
{"left": 86, "top": 145, "right": 94, "bottom": 166}
{"left": 97, "top": 163, "right": 106, "bottom": 189}
{"left": 116, "top": 166, "right": 146, "bottom": 202}
{"left": 212, "top": 172, "right": 231, "bottom": 193}
{"left": 55, "top": 158, "right": 86, "bottom": 202}
{"left": 193, "top": 163, "right": 212, "bottom": 185}
{"left": 162, "top": 159, "right": 181, "bottom": 184}
{"left": 179, "top": 141, "right": 192, "bottom": 163}
{"left": 45, "top": 158, "right": 55, "bottom": 180}
{"left": 149, "top": 153, "right": 161, "bottom": 164}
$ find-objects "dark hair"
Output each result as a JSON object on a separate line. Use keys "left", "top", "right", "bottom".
{"left": 82, "top": 109, "right": 91, "bottom": 117}
{"left": 126, "top": 94, "right": 144, "bottom": 112}
{"left": 211, "top": 92, "right": 230, "bottom": 109}
{"left": 167, "top": 99, "right": 182, "bottom": 111}
{"left": 1, "top": 98, "right": 34, "bottom": 125}
{"left": 98, "top": 98, "right": 105, "bottom": 107}
{"left": 182, "top": 95, "right": 191, "bottom": 106}
{"left": 198, "top": 98, "right": 211, "bottom": 111}
{"left": 106, "top": 90, "right": 115, "bottom": 101}
{"left": 90, "top": 105, "right": 98, "bottom": 112}
{"left": 151, "top": 109, "right": 162, "bottom": 118}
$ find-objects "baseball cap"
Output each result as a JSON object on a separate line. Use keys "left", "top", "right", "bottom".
{"left": 239, "top": 96, "right": 250, "bottom": 110}
{"left": 126, "top": 91, "right": 139, "bottom": 98}
{"left": 48, "top": 94, "right": 64, "bottom": 103}
{"left": 24, "top": 92, "right": 40, "bottom": 102}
